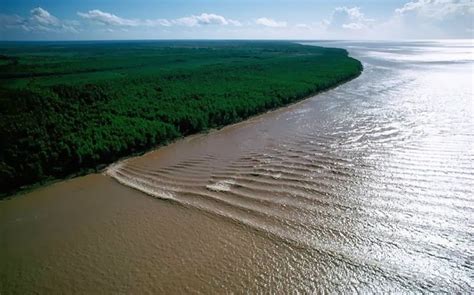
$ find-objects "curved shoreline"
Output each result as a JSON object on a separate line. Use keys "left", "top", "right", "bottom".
{"left": 2, "top": 70, "right": 362, "bottom": 200}
{"left": 0, "top": 42, "right": 362, "bottom": 199}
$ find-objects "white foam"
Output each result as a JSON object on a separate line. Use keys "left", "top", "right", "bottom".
{"left": 272, "top": 173, "right": 282, "bottom": 179}
{"left": 206, "top": 179, "right": 236, "bottom": 192}
{"left": 105, "top": 162, "right": 175, "bottom": 200}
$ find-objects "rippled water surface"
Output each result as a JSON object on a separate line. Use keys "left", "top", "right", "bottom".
{"left": 1, "top": 40, "right": 473, "bottom": 293}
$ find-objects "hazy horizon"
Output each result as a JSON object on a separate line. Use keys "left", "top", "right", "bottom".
{"left": 1, "top": 38, "right": 473, "bottom": 42}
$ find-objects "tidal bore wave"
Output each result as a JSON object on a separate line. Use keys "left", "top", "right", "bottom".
{"left": 105, "top": 40, "right": 473, "bottom": 292}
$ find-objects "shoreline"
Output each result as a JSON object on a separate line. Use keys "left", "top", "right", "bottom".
{"left": 1, "top": 69, "right": 362, "bottom": 200}
{"left": 0, "top": 43, "right": 364, "bottom": 201}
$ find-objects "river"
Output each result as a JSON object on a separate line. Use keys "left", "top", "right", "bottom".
{"left": 1, "top": 40, "right": 473, "bottom": 293}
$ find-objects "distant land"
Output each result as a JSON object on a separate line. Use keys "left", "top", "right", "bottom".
{"left": 0, "top": 41, "right": 362, "bottom": 197}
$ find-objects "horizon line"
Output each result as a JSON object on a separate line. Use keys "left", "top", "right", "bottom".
{"left": 1, "top": 38, "right": 473, "bottom": 43}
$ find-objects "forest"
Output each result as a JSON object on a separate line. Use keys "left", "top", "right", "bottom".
{"left": 0, "top": 41, "right": 362, "bottom": 196}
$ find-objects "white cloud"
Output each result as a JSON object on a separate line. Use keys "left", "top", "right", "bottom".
{"left": 174, "top": 13, "right": 241, "bottom": 27}
{"left": 386, "top": 0, "right": 474, "bottom": 38}
{"left": 319, "top": 2, "right": 473, "bottom": 38}
{"left": 78, "top": 10, "right": 140, "bottom": 26}
{"left": 328, "top": 7, "right": 374, "bottom": 31}
{"left": 395, "top": 0, "right": 474, "bottom": 20}
{"left": 255, "top": 17, "right": 287, "bottom": 28}
{"left": 0, "top": 7, "right": 78, "bottom": 33}
{"left": 30, "top": 7, "right": 60, "bottom": 26}
{"left": 77, "top": 10, "right": 241, "bottom": 28}
{"left": 2, "top": 2, "right": 473, "bottom": 39}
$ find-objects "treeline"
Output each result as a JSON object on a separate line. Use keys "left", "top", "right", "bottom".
{"left": 0, "top": 41, "right": 362, "bottom": 196}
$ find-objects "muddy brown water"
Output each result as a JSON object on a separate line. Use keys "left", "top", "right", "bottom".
{"left": 1, "top": 40, "right": 473, "bottom": 293}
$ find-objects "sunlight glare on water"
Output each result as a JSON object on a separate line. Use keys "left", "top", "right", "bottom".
{"left": 1, "top": 40, "right": 473, "bottom": 293}
{"left": 104, "top": 40, "right": 474, "bottom": 292}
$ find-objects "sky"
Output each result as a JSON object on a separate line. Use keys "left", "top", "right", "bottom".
{"left": 0, "top": 0, "right": 473, "bottom": 40}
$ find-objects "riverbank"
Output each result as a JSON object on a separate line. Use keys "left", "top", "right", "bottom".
{"left": 0, "top": 41, "right": 362, "bottom": 197}
{"left": 1, "top": 40, "right": 472, "bottom": 293}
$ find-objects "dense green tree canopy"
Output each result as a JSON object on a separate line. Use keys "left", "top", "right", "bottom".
{"left": 0, "top": 41, "right": 362, "bottom": 196}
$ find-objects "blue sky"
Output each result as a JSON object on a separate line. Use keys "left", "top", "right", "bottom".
{"left": 1, "top": 0, "right": 473, "bottom": 40}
